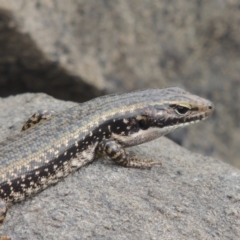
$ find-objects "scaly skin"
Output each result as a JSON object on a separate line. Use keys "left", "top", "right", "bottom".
{"left": 0, "top": 87, "right": 214, "bottom": 227}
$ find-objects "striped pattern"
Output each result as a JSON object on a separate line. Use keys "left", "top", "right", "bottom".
{"left": 0, "top": 87, "right": 213, "bottom": 208}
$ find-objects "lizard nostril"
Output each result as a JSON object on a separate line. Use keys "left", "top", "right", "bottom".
{"left": 207, "top": 103, "right": 214, "bottom": 113}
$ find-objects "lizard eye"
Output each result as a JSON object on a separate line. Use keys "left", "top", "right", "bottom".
{"left": 175, "top": 105, "right": 189, "bottom": 115}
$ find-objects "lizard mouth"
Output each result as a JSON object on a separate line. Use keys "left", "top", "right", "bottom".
{"left": 185, "top": 101, "right": 214, "bottom": 125}
{"left": 183, "top": 112, "right": 212, "bottom": 126}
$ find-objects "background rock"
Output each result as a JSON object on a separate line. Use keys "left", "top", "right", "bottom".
{"left": 0, "top": 93, "right": 239, "bottom": 240}
{"left": 0, "top": 0, "right": 239, "bottom": 167}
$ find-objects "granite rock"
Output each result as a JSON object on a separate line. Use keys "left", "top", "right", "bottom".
{"left": 0, "top": 1, "right": 239, "bottom": 168}
{"left": 0, "top": 94, "right": 239, "bottom": 240}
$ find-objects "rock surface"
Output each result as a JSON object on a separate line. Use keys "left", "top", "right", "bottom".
{"left": 0, "top": 0, "right": 239, "bottom": 168}
{"left": 0, "top": 94, "right": 239, "bottom": 240}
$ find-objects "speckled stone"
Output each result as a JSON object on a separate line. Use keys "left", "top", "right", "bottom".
{"left": 0, "top": 93, "right": 239, "bottom": 240}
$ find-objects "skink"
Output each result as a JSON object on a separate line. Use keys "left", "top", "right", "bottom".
{"left": 0, "top": 87, "right": 214, "bottom": 225}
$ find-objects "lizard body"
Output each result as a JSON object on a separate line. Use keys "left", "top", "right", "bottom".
{"left": 0, "top": 87, "right": 214, "bottom": 225}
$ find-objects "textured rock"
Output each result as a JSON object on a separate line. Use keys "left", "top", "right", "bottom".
{"left": 0, "top": 8, "right": 104, "bottom": 102}
{"left": 0, "top": 94, "right": 239, "bottom": 240}
{"left": 0, "top": 1, "right": 239, "bottom": 167}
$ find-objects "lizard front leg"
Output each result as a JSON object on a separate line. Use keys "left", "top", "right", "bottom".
{"left": 21, "top": 110, "right": 55, "bottom": 131}
{"left": 97, "top": 139, "right": 161, "bottom": 168}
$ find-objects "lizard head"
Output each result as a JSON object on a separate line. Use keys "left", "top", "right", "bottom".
{"left": 109, "top": 87, "right": 214, "bottom": 147}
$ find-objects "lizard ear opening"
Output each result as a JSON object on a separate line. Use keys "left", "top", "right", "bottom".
{"left": 138, "top": 119, "right": 149, "bottom": 130}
